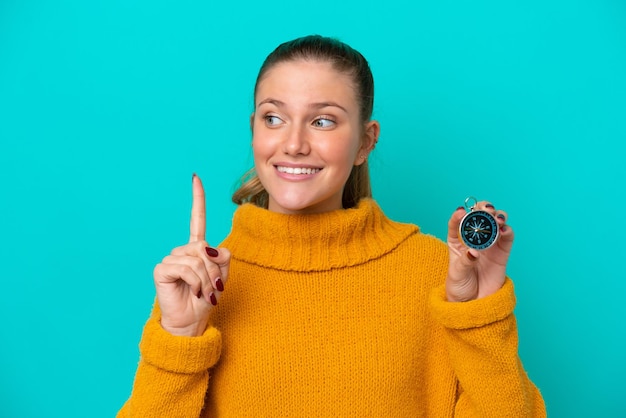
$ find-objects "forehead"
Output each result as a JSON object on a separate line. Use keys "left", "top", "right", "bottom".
{"left": 255, "top": 59, "right": 357, "bottom": 107}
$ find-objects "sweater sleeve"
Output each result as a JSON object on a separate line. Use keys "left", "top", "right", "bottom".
{"left": 117, "top": 303, "right": 222, "bottom": 418}
{"left": 430, "top": 278, "right": 546, "bottom": 417}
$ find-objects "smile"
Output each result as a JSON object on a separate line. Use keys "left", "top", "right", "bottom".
{"left": 276, "top": 166, "right": 322, "bottom": 175}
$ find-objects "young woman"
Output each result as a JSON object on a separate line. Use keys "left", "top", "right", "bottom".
{"left": 118, "top": 35, "right": 546, "bottom": 417}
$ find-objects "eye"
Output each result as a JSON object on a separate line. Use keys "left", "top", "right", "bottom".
{"left": 312, "top": 117, "right": 335, "bottom": 129}
{"left": 264, "top": 115, "right": 284, "bottom": 127}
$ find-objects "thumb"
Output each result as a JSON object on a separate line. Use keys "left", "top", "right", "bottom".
{"left": 447, "top": 207, "right": 466, "bottom": 243}
{"left": 449, "top": 245, "right": 480, "bottom": 276}
{"left": 206, "top": 246, "right": 231, "bottom": 283}
{"left": 445, "top": 247, "right": 480, "bottom": 302}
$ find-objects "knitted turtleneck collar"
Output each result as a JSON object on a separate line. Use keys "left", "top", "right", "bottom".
{"left": 222, "top": 198, "right": 418, "bottom": 272}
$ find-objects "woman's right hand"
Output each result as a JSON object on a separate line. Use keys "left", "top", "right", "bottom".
{"left": 153, "top": 174, "right": 231, "bottom": 337}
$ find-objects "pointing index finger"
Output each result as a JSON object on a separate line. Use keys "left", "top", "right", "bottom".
{"left": 189, "top": 173, "right": 206, "bottom": 243}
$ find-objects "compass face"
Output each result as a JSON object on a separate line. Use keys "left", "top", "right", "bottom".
{"left": 459, "top": 210, "right": 499, "bottom": 250}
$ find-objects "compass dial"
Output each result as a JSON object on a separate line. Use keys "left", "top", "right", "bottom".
{"left": 459, "top": 210, "right": 499, "bottom": 250}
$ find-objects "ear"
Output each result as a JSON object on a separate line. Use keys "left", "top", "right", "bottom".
{"left": 355, "top": 120, "right": 380, "bottom": 166}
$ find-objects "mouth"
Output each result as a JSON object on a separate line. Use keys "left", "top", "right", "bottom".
{"left": 276, "top": 166, "right": 322, "bottom": 175}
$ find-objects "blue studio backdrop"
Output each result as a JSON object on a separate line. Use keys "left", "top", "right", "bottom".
{"left": 1, "top": 1, "right": 625, "bottom": 417}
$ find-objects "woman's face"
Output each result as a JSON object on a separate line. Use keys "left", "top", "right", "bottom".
{"left": 252, "top": 59, "right": 377, "bottom": 215}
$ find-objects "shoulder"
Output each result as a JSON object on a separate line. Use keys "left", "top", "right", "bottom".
{"left": 396, "top": 230, "right": 449, "bottom": 263}
{"left": 376, "top": 210, "right": 449, "bottom": 286}
{"left": 372, "top": 201, "right": 447, "bottom": 254}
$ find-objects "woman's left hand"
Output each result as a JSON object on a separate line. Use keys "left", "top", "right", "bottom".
{"left": 445, "top": 201, "right": 514, "bottom": 302}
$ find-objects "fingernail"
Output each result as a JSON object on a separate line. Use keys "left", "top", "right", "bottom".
{"left": 192, "top": 172, "right": 197, "bottom": 181}
{"left": 497, "top": 213, "right": 506, "bottom": 221}
{"left": 501, "top": 225, "right": 507, "bottom": 232}
{"left": 486, "top": 203, "right": 495, "bottom": 209}
{"left": 196, "top": 290, "right": 202, "bottom": 299}
{"left": 456, "top": 206, "right": 465, "bottom": 211}
{"left": 206, "top": 247, "right": 219, "bottom": 257}
{"left": 467, "top": 251, "right": 477, "bottom": 261}
{"left": 209, "top": 292, "right": 217, "bottom": 306}
{"left": 215, "top": 278, "right": 224, "bottom": 292}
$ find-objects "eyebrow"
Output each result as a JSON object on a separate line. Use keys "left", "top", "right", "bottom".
{"left": 256, "top": 98, "right": 348, "bottom": 114}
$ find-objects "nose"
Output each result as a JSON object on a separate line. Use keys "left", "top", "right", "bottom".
{"left": 282, "top": 123, "right": 310, "bottom": 156}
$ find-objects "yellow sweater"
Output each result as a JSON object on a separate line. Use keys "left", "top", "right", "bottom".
{"left": 119, "top": 199, "right": 546, "bottom": 417}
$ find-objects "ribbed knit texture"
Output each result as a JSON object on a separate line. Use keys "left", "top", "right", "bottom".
{"left": 118, "top": 199, "right": 545, "bottom": 417}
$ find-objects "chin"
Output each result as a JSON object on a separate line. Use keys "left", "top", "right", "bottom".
{"left": 269, "top": 194, "right": 339, "bottom": 215}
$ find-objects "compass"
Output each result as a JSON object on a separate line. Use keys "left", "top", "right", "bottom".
{"left": 459, "top": 197, "right": 499, "bottom": 250}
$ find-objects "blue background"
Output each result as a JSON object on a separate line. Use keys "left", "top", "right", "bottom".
{"left": 1, "top": 0, "right": 625, "bottom": 416}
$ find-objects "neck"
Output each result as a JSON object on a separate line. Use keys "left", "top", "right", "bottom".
{"left": 222, "top": 199, "right": 418, "bottom": 272}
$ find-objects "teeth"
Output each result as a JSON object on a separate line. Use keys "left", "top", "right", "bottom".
{"left": 277, "top": 166, "right": 321, "bottom": 175}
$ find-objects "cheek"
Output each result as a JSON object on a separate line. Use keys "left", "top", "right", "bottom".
{"left": 251, "top": 130, "right": 270, "bottom": 156}
{"left": 327, "top": 133, "right": 362, "bottom": 163}
{"left": 252, "top": 132, "right": 280, "bottom": 172}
